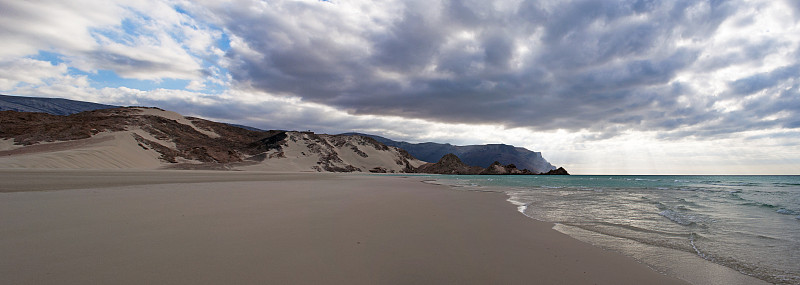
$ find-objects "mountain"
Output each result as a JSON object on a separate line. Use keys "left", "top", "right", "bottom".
{"left": 0, "top": 94, "right": 117, "bottom": 115}
{"left": 0, "top": 107, "right": 423, "bottom": 172}
{"left": 415, "top": 153, "right": 568, "bottom": 175}
{"left": 343, "top": 133, "right": 557, "bottom": 173}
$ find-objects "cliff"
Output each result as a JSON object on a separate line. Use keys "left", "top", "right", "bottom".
{"left": 344, "top": 133, "right": 557, "bottom": 173}
{"left": 415, "top": 154, "right": 568, "bottom": 175}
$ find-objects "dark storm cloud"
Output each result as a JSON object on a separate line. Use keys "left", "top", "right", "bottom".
{"left": 202, "top": 0, "right": 800, "bottom": 139}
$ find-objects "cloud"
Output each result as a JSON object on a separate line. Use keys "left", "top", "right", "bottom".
{"left": 184, "top": 0, "right": 800, "bottom": 140}
{"left": 728, "top": 64, "right": 800, "bottom": 95}
{"left": 0, "top": 0, "right": 122, "bottom": 58}
{"left": 0, "top": 58, "right": 68, "bottom": 89}
{"left": 0, "top": 0, "right": 225, "bottom": 88}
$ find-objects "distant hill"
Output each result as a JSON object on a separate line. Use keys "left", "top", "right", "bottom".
{"left": 415, "top": 153, "right": 568, "bottom": 175}
{"left": 344, "top": 133, "right": 557, "bottom": 173}
{"left": 0, "top": 107, "right": 423, "bottom": 172}
{"left": 0, "top": 94, "right": 266, "bottom": 131}
{"left": 0, "top": 94, "right": 117, "bottom": 115}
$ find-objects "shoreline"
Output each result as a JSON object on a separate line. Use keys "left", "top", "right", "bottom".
{"left": 1, "top": 170, "right": 686, "bottom": 284}
{"left": 426, "top": 175, "right": 773, "bottom": 285}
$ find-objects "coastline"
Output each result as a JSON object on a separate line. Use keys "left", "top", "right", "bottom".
{"left": 0, "top": 170, "right": 685, "bottom": 284}
{"left": 426, "top": 175, "right": 777, "bottom": 285}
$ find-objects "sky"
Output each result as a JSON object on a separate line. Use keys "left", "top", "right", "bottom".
{"left": 1, "top": 0, "right": 800, "bottom": 174}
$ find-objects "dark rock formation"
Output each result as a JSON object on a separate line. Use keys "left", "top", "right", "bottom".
{"left": 414, "top": 153, "right": 484, "bottom": 175}
{"left": 542, "top": 167, "right": 570, "bottom": 175}
{"left": 369, "top": 167, "right": 388, "bottom": 173}
{"left": 416, "top": 154, "right": 569, "bottom": 175}
{"left": 479, "top": 161, "right": 528, "bottom": 175}
{"left": 343, "top": 133, "right": 557, "bottom": 173}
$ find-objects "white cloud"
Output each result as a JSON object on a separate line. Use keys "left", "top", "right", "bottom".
{"left": 0, "top": 0, "right": 122, "bottom": 58}
{"left": 0, "top": 58, "right": 68, "bottom": 89}
{"left": 0, "top": 0, "right": 224, "bottom": 86}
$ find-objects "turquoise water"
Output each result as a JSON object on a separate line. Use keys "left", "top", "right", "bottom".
{"left": 432, "top": 175, "right": 800, "bottom": 284}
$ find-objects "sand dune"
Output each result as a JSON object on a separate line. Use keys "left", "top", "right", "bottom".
{"left": 241, "top": 131, "right": 425, "bottom": 173}
{"left": 0, "top": 138, "right": 21, "bottom": 151}
{"left": 0, "top": 132, "right": 163, "bottom": 169}
{"left": 1, "top": 107, "right": 423, "bottom": 172}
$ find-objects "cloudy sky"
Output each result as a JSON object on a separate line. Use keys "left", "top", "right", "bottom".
{"left": 2, "top": 0, "right": 800, "bottom": 174}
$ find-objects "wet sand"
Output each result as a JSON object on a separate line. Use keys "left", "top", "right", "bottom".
{"left": 0, "top": 170, "right": 686, "bottom": 284}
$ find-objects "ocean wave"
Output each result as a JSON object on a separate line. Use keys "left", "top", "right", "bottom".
{"left": 507, "top": 197, "right": 529, "bottom": 215}
{"left": 652, "top": 201, "right": 668, "bottom": 210}
{"left": 740, "top": 202, "right": 778, "bottom": 208}
{"left": 708, "top": 182, "right": 762, "bottom": 187}
{"left": 776, "top": 208, "right": 798, "bottom": 215}
{"left": 594, "top": 221, "right": 691, "bottom": 237}
{"left": 659, "top": 209, "right": 702, "bottom": 226}
{"left": 505, "top": 192, "right": 534, "bottom": 216}
{"left": 541, "top": 186, "right": 562, "bottom": 189}
{"left": 771, "top": 182, "right": 800, "bottom": 187}
{"left": 675, "top": 197, "right": 702, "bottom": 207}
{"left": 728, "top": 192, "right": 747, "bottom": 201}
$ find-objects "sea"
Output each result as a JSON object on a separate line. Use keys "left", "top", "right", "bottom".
{"left": 428, "top": 175, "right": 800, "bottom": 285}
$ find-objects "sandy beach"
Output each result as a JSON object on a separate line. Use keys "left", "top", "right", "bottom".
{"left": 0, "top": 170, "right": 686, "bottom": 284}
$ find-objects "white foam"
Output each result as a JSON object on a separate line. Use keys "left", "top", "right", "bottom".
{"left": 690, "top": 233, "right": 712, "bottom": 260}
{"left": 506, "top": 196, "right": 529, "bottom": 214}
{"left": 659, "top": 209, "right": 699, "bottom": 226}
{"left": 505, "top": 192, "right": 535, "bottom": 218}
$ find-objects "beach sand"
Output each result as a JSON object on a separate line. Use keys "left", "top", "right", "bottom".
{"left": 0, "top": 170, "right": 687, "bottom": 284}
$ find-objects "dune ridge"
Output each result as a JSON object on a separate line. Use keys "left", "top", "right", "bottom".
{"left": 0, "top": 107, "right": 423, "bottom": 172}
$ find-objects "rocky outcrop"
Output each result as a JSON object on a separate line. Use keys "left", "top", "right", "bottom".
{"left": 542, "top": 167, "right": 570, "bottom": 175}
{"left": 479, "top": 161, "right": 532, "bottom": 175}
{"left": 414, "top": 153, "right": 484, "bottom": 175}
{"left": 345, "top": 133, "right": 557, "bottom": 173}
{"left": 415, "top": 154, "right": 568, "bottom": 175}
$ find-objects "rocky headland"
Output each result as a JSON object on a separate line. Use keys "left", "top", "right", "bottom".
{"left": 415, "top": 153, "right": 569, "bottom": 175}
{"left": 344, "top": 133, "right": 558, "bottom": 173}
